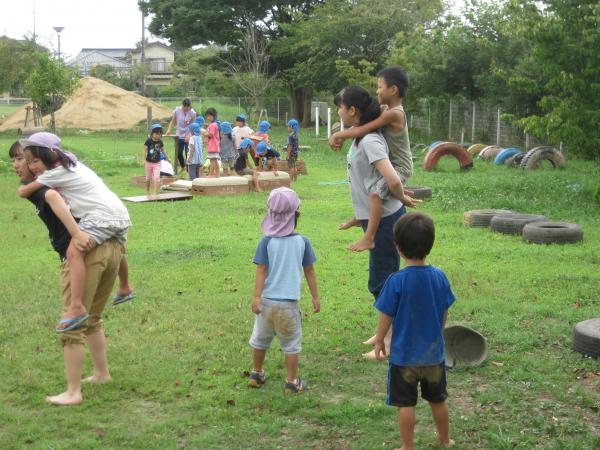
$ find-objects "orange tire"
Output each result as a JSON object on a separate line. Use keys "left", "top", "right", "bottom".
{"left": 423, "top": 142, "right": 473, "bottom": 171}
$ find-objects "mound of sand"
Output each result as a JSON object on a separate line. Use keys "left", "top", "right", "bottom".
{"left": 0, "top": 77, "right": 173, "bottom": 131}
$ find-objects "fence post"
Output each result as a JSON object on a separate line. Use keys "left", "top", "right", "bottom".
{"left": 471, "top": 102, "right": 476, "bottom": 143}
{"left": 315, "top": 106, "right": 319, "bottom": 137}
{"left": 525, "top": 133, "right": 530, "bottom": 151}
{"left": 277, "top": 98, "right": 280, "bottom": 122}
{"left": 427, "top": 101, "right": 431, "bottom": 137}
{"left": 147, "top": 106, "right": 152, "bottom": 134}
{"left": 496, "top": 107, "right": 501, "bottom": 146}
{"left": 238, "top": 97, "right": 241, "bottom": 113}
{"left": 327, "top": 107, "right": 331, "bottom": 138}
{"left": 448, "top": 100, "right": 453, "bottom": 141}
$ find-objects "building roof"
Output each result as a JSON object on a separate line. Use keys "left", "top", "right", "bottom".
{"left": 76, "top": 48, "right": 133, "bottom": 59}
{"left": 67, "top": 51, "right": 132, "bottom": 71}
{"left": 130, "top": 42, "right": 174, "bottom": 54}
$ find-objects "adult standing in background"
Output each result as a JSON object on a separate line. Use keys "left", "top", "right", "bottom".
{"left": 166, "top": 98, "right": 196, "bottom": 173}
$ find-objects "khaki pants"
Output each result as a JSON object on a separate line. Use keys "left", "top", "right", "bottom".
{"left": 59, "top": 239, "right": 122, "bottom": 346}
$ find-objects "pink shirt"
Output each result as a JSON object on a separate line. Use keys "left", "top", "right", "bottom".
{"left": 206, "top": 122, "right": 220, "bottom": 153}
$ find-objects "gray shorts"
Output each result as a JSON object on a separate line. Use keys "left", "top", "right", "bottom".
{"left": 372, "top": 169, "right": 409, "bottom": 200}
{"left": 79, "top": 222, "right": 129, "bottom": 246}
{"left": 249, "top": 299, "right": 302, "bottom": 354}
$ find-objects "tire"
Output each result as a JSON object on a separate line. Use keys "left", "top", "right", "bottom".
{"left": 463, "top": 209, "right": 514, "bottom": 227}
{"left": 405, "top": 186, "right": 432, "bottom": 200}
{"left": 572, "top": 318, "right": 600, "bottom": 358}
{"left": 519, "top": 146, "right": 566, "bottom": 170}
{"left": 522, "top": 221, "right": 583, "bottom": 244}
{"left": 490, "top": 213, "right": 546, "bottom": 235}
{"left": 467, "top": 143, "right": 487, "bottom": 157}
{"left": 494, "top": 148, "right": 521, "bottom": 165}
{"left": 423, "top": 142, "right": 473, "bottom": 171}
{"left": 505, "top": 152, "right": 525, "bottom": 168}
{"left": 477, "top": 145, "right": 503, "bottom": 161}
{"left": 429, "top": 141, "right": 444, "bottom": 151}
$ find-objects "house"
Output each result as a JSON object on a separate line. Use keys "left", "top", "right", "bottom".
{"left": 130, "top": 42, "right": 175, "bottom": 87}
{"left": 68, "top": 48, "right": 133, "bottom": 76}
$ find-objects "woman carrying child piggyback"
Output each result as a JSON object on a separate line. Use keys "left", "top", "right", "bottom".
{"left": 334, "top": 86, "right": 418, "bottom": 358}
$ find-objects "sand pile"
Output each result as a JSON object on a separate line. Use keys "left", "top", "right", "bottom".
{"left": 0, "top": 77, "right": 173, "bottom": 131}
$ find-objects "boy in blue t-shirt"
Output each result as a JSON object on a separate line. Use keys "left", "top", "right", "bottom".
{"left": 248, "top": 187, "right": 320, "bottom": 394}
{"left": 374, "top": 212, "right": 455, "bottom": 449}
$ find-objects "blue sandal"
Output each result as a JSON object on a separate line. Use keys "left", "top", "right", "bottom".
{"left": 113, "top": 292, "right": 136, "bottom": 305}
{"left": 55, "top": 314, "right": 89, "bottom": 333}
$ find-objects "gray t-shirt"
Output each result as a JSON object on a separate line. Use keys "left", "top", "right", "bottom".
{"left": 347, "top": 132, "right": 403, "bottom": 220}
{"left": 383, "top": 105, "right": 413, "bottom": 181}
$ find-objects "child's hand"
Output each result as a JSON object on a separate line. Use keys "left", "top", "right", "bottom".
{"left": 401, "top": 192, "right": 421, "bottom": 208}
{"left": 328, "top": 133, "right": 344, "bottom": 151}
{"left": 312, "top": 297, "right": 321, "bottom": 313}
{"left": 72, "top": 231, "right": 96, "bottom": 252}
{"left": 251, "top": 297, "right": 262, "bottom": 314}
{"left": 374, "top": 340, "right": 387, "bottom": 361}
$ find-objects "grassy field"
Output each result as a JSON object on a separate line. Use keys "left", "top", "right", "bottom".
{"left": 0, "top": 127, "right": 599, "bottom": 450}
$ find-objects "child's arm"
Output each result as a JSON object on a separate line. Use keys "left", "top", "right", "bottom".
{"left": 374, "top": 312, "right": 393, "bottom": 360}
{"left": 17, "top": 181, "right": 45, "bottom": 198}
{"left": 329, "top": 109, "right": 404, "bottom": 150}
{"left": 187, "top": 143, "right": 195, "bottom": 163}
{"left": 303, "top": 265, "right": 320, "bottom": 313}
{"left": 247, "top": 156, "right": 256, "bottom": 169}
{"left": 373, "top": 159, "right": 420, "bottom": 208}
{"left": 443, "top": 309, "right": 448, "bottom": 328}
{"left": 142, "top": 144, "right": 149, "bottom": 163}
{"left": 252, "top": 264, "right": 268, "bottom": 314}
{"left": 44, "top": 189, "right": 95, "bottom": 252}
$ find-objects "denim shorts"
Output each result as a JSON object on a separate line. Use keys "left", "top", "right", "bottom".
{"left": 249, "top": 299, "right": 302, "bottom": 354}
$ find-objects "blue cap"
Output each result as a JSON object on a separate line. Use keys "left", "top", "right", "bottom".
{"left": 220, "top": 121, "right": 232, "bottom": 134}
{"left": 258, "top": 120, "right": 271, "bottom": 133}
{"left": 256, "top": 141, "right": 271, "bottom": 155}
{"left": 236, "top": 114, "right": 247, "bottom": 122}
{"left": 195, "top": 116, "right": 205, "bottom": 126}
{"left": 189, "top": 123, "right": 200, "bottom": 135}
{"left": 151, "top": 123, "right": 163, "bottom": 132}
{"left": 240, "top": 138, "right": 253, "bottom": 149}
{"left": 287, "top": 119, "right": 299, "bottom": 133}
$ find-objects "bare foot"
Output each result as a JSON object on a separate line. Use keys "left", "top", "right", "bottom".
{"left": 45, "top": 391, "right": 82, "bottom": 406}
{"left": 439, "top": 439, "right": 455, "bottom": 448}
{"left": 338, "top": 218, "right": 360, "bottom": 230}
{"left": 274, "top": 171, "right": 279, "bottom": 176}
{"left": 363, "top": 335, "right": 377, "bottom": 345}
{"left": 348, "top": 236, "right": 375, "bottom": 252}
{"left": 82, "top": 375, "right": 111, "bottom": 384}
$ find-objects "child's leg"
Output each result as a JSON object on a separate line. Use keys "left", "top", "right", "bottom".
{"left": 397, "top": 406, "right": 416, "bottom": 450}
{"left": 252, "top": 171, "right": 262, "bottom": 192}
{"left": 61, "top": 243, "right": 88, "bottom": 325}
{"left": 348, "top": 193, "right": 382, "bottom": 252}
{"left": 291, "top": 167, "right": 297, "bottom": 181}
{"left": 285, "top": 353, "right": 299, "bottom": 383}
{"left": 252, "top": 348, "right": 266, "bottom": 372}
{"left": 115, "top": 254, "right": 134, "bottom": 298}
{"left": 429, "top": 401, "right": 454, "bottom": 447}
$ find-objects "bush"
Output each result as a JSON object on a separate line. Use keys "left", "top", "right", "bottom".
{"left": 594, "top": 181, "right": 600, "bottom": 204}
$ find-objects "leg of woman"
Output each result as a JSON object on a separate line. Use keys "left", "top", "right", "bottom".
{"left": 177, "top": 139, "right": 186, "bottom": 172}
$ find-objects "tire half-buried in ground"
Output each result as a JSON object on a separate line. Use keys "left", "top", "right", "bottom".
{"left": 572, "top": 318, "right": 600, "bottom": 358}
{"left": 522, "top": 221, "right": 583, "bottom": 244}
{"left": 464, "top": 209, "right": 514, "bottom": 227}
{"left": 490, "top": 213, "right": 546, "bottom": 235}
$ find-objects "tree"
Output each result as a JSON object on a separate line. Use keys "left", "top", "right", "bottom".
{"left": 0, "top": 36, "right": 42, "bottom": 95}
{"left": 24, "top": 52, "right": 79, "bottom": 129}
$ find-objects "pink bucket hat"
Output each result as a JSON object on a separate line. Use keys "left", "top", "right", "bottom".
{"left": 261, "top": 187, "right": 301, "bottom": 237}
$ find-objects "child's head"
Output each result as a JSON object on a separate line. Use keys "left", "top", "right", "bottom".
{"left": 393, "top": 212, "right": 435, "bottom": 260}
{"left": 261, "top": 187, "right": 301, "bottom": 237}
{"left": 377, "top": 66, "right": 409, "bottom": 103}
{"left": 239, "top": 138, "right": 253, "bottom": 151}
{"left": 220, "top": 121, "right": 233, "bottom": 136}
{"left": 188, "top": 123, "right": 201, "bottom": 136}
{"left": 235, "top": 114, "right": 247, "bottom": 126}
{"left": 19, "top": 132, "right": 73, "bottom": 175}
{"left": 9, "top": 141, "right": 34, "bottom": 181}
{"left": 195, "top": 116, "right": 205, "bottom": 127}
{"left": 204, "top": 107, "right": 217, "bottom": 122}
{"left": 181, "top": 98, "right": 192, "bottom": 112}
{"left": 151, "top": 123, "right": 163, "bottom": 140}
{"left": 255, "top": 141, "right": 270, "bottom": 155}
{"left": 287, "top": 119, "right": 299, "bottom": 134}
{"left": 334, "top": 85, "right": 380, "bottom": 128}
{"left": 258, "top": 120, "right": 271, "bottom": 133}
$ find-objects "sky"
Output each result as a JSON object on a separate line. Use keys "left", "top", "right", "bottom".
{"left": 1, "top": 0, "right": 466, "bottom": 61}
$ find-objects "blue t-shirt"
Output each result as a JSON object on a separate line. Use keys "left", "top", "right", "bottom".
{"left": 375, "top": 265, "right": 456, "bottom": 366}
{"left": 253, "top": 234, "right": 317, "bottom": 301}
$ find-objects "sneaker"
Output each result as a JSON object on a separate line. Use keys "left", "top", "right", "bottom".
{"left": 248, "top": 371, "right": 266, "bottom": 388}
{"left": 284, "top": 378, "right": 307, "bottom": 395}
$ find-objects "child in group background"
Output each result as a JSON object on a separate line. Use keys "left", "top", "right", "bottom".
{"left": 248, "top": 187, "right": 320, "bottom": 394}
{"left": 255, "top": 141, "right": 279, "bottom": 176}
{"left": 218, "top": 121, "right": 236, "bottom": 176}
{"left": 286, "top": 119, "right": 300, "bottom": 181}
{"left": 187, "top": 122, "right": 204, "bottom": 180}
{"left": 374, "top": 212, "right": 455, "bottom": 450}
{"left": 252, "top": 120, "right": 271, "bottom": 165}
{"left": 204, "top": 107, "right": 221, "bottom": 177}
{"left": 18, "top": 132, "right": 135, "bottom": 331}
{"left": 143, "top": 123, "right": 165, "bottom": 196}
{"left": 235, "top": 138, "right": 262, "bottom": 192}
{"left": 331, "top": 66, "right": 414, "bottom": 253}
{"left": 232, "top": 114, "right": 254, "bottom": 150}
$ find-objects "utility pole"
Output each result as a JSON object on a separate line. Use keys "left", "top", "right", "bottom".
{"left": 141, "top": 10, "right": 146, "bottom": 96}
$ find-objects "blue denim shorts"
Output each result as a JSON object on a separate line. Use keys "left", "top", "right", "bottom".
{"left": 249, "top": 299, "right": 302, "bottom": 354}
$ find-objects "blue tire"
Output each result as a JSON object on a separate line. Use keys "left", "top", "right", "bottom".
{"left": 495, "top": 148, "right": 521, "bottom": 165}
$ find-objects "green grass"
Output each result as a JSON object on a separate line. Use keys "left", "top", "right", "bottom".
{"left": 0, "top": 104, "right": 23, "bottom": 120}
{"left": 0, "top": 129, "right": 599, "bottom": 449}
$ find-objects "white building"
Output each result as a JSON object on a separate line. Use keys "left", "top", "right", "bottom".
{"left": 131, "top": 42, "right": 175, "bottom": 87}
{"left": 68, "top": 48, "right": 133, "bottom": 76}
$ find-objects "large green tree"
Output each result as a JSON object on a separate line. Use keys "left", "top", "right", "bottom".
{"left": 0, "top": 36, "right": 42, "bottom": 95}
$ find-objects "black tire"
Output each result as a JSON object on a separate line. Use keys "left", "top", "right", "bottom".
{"left": 490, "top": 213, "right": 547, "bottom": 235}
{"left": 519, "top": 146, "right": 566, "bottom": 170}
{"left": 405, "top": 186, "right": 432, "bottom": 200}
{"left": 522, "top": 221, "right": 583, "bottom": 244}
{"left": 572, "top": 318, "right": 600, "bottom": 358}
{"left": 506, "top": 152, "right": 526, "bottom": 168}
{"left": 464, "top": 209, "right": 514, "bottom": 227}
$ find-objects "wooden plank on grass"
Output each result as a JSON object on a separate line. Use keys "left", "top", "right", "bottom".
{"left": 122, "top": 192, "right": 193, "bottom": 203}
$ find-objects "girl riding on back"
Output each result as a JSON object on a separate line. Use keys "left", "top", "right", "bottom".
{"left": 18, "top": 132, "right": 134, "bottom": 332}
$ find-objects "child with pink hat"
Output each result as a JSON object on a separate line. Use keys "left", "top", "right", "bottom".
{"left": 248, "top": 187, "right": 321, "bottom": 394}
